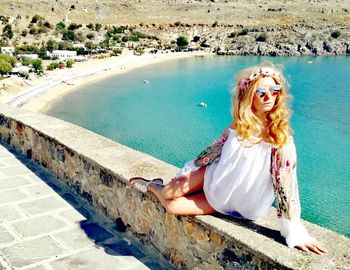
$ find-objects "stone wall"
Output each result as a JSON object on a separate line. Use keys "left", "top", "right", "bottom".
{"left": 0, "top": 104, "right": 349, "bottom": 269}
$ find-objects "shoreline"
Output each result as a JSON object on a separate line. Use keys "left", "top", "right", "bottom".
{"left": 3, "top": 51, "right": 208, "bottom": 113}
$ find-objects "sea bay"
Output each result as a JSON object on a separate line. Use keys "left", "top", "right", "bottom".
{"left": 46, "top": 55, "right": 350, "bottom": 238}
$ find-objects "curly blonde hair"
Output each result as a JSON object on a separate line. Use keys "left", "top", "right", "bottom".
{"left": 232, "top": 62, "right": 292, "bottom": 148}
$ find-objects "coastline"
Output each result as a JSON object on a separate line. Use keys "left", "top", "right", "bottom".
{"left": 3, "top": 51, "right": 208, "bottom": 113}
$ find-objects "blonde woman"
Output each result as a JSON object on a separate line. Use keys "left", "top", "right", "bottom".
{"left": 129, "top": 63, "right": 327, "bottom": 254}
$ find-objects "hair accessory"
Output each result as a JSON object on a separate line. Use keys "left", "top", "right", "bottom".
{"left": 239, "top": 67, "right": 280, "bottom": 91}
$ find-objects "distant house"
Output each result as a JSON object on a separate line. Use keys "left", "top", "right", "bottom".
{"left": 73, "top": 43, "right": 86, "bottom": 50}
{"left": 17, "top": 54, "right": 39, "bottom": 60}
{"left": 1, "top": 47, "right": 15, "bottom": 56}
{"left": 11, "top": 66, "right": 31, "bottom": 74}
{"left": 47, "top": 50, "right": 77, "bottom": 61}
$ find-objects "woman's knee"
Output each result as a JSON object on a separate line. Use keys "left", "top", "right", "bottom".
{"left": 161, "top": 176, "right": 188, "bottom": 199}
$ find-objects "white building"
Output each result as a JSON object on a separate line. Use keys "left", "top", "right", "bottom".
{"left": 1, "top": 47, "right": 15, "bottom": 56}
{"left": 17, "top": 54, "right": 39, "bottom": 60}
{"left": 47, "top": 50, "right": 77, "bottom": 61}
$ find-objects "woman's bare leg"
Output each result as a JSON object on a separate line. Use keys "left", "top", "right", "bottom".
{"left": 161, "top": 166, "right": 206, "bottom": 199}
{"left": 148, "top": 184, "right": 216, "bottom": 215}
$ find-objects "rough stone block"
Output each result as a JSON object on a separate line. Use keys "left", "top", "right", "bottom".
{"left": 10, "top": 215, "right": 67, "bottom": 238}
{"left": 21, "top": 183, "right": 56, "bottom": 198}
{"left": 0, "top": 189, "right": 28, "bottom": 204}
{"left": 57, "top": 209, "right": 87, "bottom": 224}
{"left": 18, "top": 196, "right": 69, "bottom": 215}
{"left": 0, "top": 236, "right": 65, "bottom": 268}
{"left": 54, "top": 228, "right": 94, "bottom": 250}
{"left": 0, "top": 206, "right": 22, "bottom": 222}
{"left": 0, "top": 175, "right": 31, "bottom": 190}
{"left": 49, "top": 247, "right": 150, "bottom": 270}
{"left": 0, "top": 225, "right": 15, "bottom": 244}
{"left": 0, "top": 166, "right": 31, "bottom": 177}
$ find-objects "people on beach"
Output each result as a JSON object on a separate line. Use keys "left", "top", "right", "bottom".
{"left": 129, "top": 62, "right": 327, "bottom": 254}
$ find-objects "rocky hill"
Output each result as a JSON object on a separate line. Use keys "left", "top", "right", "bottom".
{"left": 1, "top": 0, "right": 349, "bottom": 56}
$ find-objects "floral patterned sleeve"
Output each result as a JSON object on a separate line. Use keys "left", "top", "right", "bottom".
{"left": 194, "top": 127, "right": 230, "bottom": 167}
{"left": 271, "top": 138, "right": 316, "bottom": 248}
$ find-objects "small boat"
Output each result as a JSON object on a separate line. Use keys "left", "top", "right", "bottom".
{"left": 144, "top": 80, "right": 150, "bottom": 84}
{"left": 199, "top": 102, "right": 207, "bottom": 107}
{"left": 307, "top": 60, "right": 313, "bottom": 64}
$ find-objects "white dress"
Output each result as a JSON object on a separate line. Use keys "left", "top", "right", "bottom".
{"left": 176, "top": 128, "right": 315, "bottom": 248}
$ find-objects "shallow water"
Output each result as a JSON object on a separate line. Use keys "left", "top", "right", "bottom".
{"left": 47, "top": 55, "right": 350, "bottom": 238}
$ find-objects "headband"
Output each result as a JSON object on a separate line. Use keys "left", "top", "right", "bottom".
{"left": 239, "top": 67, "right": 280, "bottom": 91}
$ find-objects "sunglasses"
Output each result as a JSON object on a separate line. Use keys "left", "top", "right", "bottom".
{"left": 255, "top": 85, "right": 282, "bottom": 98}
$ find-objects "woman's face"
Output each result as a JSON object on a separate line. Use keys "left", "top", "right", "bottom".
{"left": 252, "top": 76, "right": 278, "bottom": 115}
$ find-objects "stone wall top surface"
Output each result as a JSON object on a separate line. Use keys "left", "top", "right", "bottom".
{"left": 1, "top": 104, "right": 349, "bottom": 270}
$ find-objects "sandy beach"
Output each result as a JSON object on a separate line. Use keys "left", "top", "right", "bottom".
{"left": 0, "top": 51, "right": 207, "bottom": 113}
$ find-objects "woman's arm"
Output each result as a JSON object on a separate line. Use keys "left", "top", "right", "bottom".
{"left": 194, "top": 127, "right": 230, "bottom": 167}
{"left": 271, "top": 140, "right": 327, "bottom": 254}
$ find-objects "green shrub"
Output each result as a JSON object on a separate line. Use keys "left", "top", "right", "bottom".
{"left": 174, "top": 21, "right": 181, "bottom": 26}
{"left": 85, "top": 41, "right": 98, "bottom": 50}
{"left": 29, "top": 27, "right": 37, "bottom": 35}
{"left": 46, "top": 39, "right": 59, "bottom": 52}
{"left": 15, "top": 45, "right": 40, "bottom": 54}
{"left": 31, "top": 59, "right": 43, "bottom": 74}
{"left": 192, "top": 36, "right": 201, "bottom": 42}
{"left": 86, "top": 33, "right": 95, "bottom": 40}
{"left": 21, "top": 30, "right": 28, "bottom": 37}
{"left": 0, "top": 59, "right": 12, "bottom": 75}
{"left": 47, "top": 62, "right": 59, "bottom": 70}
{"left": 2, "top": 24, "right": 13, "bottom": 39}
{"left": 95, "top": 23, "right": 102, "bottom": 31}
{"left": 22, "top": 72, "right": 29, "bottom": 79}
{"left": 128, "top": 35, "right": 139, "bottom": 42}
{"left": 68, "top": 23, "right": 82, "bottom": 31}
{"left": 66, "top": 59, "right": 75, "bottom": 68}
{"left": 43, "top": 21, "right": 52, "bottom": 29}
{"left": 58, "top": 41, "right": 74, "bottom": 51}
{"left": 86, "top": 23, "right": 94, "bottom": 30}
{"left": 31, "top": 15, "right": 43, "bottom": 23}
{"left": 56, "top": 21, "right": 66, "bottom": 30}
{"left": 176, "top": 36, "right": 189, "bottom": 48}
{"left": 228, "top": 32, "right": 237, "bottom": 38}
{"left": 21, "top": 57, "right": 31, "bottom": 66}
{"left": 238, "top": 28, "right": 249, "bottom": 36}
{"left": 331, "top": 30, "right": 341, "bottom": 39}
{"left": 62, "top": 30, "right": 77, "bottom": 41}
{"left": 256, "top": 33, "right": 268, "bottom": 42}
{"left": 111, "top": 48, "right": 122, "bottom": 56}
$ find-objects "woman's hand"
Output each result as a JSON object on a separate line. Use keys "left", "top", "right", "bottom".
{"left": 297, "top": 242, "right": 328, "bottom": 255}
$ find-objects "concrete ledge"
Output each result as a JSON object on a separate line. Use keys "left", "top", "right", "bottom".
{"left": 0, "top": 104, "right": 349, "bottom": 270}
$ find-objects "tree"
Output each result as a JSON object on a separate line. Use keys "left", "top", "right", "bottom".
{"left": 0, "top": 54, "right": 17, "bottom": 67}
{"left": 66, "top": 59, "right": 74, "bottom": 68}
{"left": 46, "top": 39, "right": 58, "bottom": 52}
{"left": 21, "top": 57, "right": 31, "bottom": 66}
{"left": 62, "top": 30, "right": 76, "bottom": 41}
{"left": 176, "top": 36, "right": 189, "bottom": 48}
{"left": 31, "top": 59, "right": 43, "bottom": 74}
{"left": 0, "top": 59, "right": 12, "bottom": 75}
{"left": 85, "top": 41, "right": 97, "bottom": 50}
{"left": 2, "top": 24, "right": 14, "bottom": 39}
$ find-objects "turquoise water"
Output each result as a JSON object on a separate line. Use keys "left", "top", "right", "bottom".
{"left": 46, "top": 56, "right": 350, "bottom": 238}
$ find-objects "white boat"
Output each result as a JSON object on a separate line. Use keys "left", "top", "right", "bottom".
{"left": 199, "top": 102, "right": 207, "bottom": 107}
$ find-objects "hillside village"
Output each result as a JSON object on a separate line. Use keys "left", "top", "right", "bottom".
{"left": 0, "top": 0, "right": 349, "bottom": 83}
